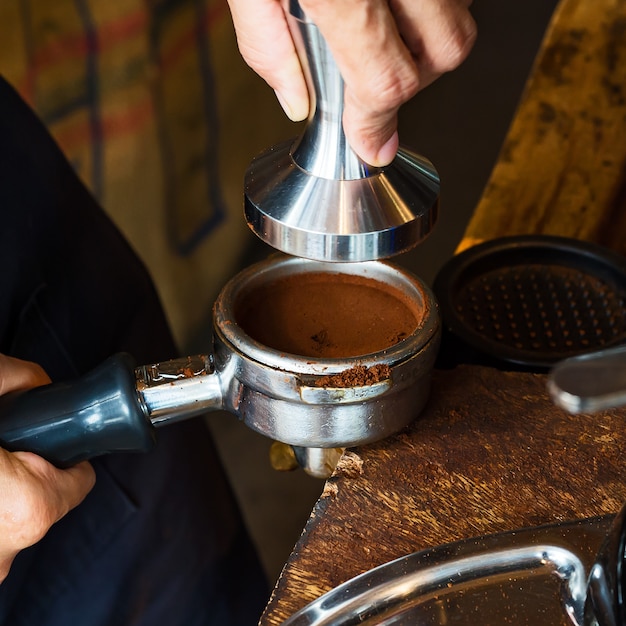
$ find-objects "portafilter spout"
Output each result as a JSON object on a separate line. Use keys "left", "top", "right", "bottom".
{"left": 244, "top": 0, "right": 440, "bottom": 262}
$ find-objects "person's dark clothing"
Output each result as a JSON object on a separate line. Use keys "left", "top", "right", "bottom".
{"left": 0, "top": 76, "right": 268, "bottom": 626}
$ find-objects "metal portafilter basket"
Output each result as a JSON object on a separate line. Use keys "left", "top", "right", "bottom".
{"left": 244, "top": 0, "right": 440, "bottom": 262}
{"left": 0, "top": 256, "right": 440, "bottom": 476}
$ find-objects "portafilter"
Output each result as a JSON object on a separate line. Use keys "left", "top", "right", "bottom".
{"left": 0, "top": 256, "right": 440, "bottom": 474}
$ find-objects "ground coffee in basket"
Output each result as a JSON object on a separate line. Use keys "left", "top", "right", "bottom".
{"left": 235, "top": 272, "right": 420, "bottom": 359}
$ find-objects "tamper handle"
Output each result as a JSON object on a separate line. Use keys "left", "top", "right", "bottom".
{"left": 244, "top": 0, "right": 439, "bottom": 261}
{"left": 287, "top": 0, "right": 373, "bottom": 179}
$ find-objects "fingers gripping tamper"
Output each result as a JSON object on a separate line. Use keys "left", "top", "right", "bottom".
{"left": 244, "top": 0, "right": 440, "bottom": 262}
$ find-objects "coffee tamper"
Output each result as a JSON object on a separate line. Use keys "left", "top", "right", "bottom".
{"left": 244, "top": 0, "right": 440, "bottom": 263}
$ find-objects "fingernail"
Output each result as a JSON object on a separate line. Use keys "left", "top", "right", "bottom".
{"left": 373, "top": 131, "right": 399, "bottom": 167}
{"left": 274, "top": 89, "right": 308, "bottom": 122}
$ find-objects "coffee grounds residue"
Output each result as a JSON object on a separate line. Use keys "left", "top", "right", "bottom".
{"left": 235, "top": 272, "right": 421, "bottom": 359}
{"left": 314, "top": 364, "right": 391, "bottom": 388}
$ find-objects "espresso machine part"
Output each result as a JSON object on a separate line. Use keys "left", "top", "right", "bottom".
{"left": 585, "top": 499, "right": 626, "bottom": 626}
{"left": 281, "top": 512, "right": 618, "bottom": 626}
{"left": 433, "top": 235, "right": 626, "bottom": 372}
{"left": 243, "top": 0, "right": 440, "bottom": 262}
{"left": 0, "top": 256, "right": 440, "bottom": 472}
{"left": 281, "top": 504, "right": 626, "bottom": 626}
{"left": 548, "top": 344, "right": 626, "bottom": 414}
{"left": 269, "top": 441, "right": 345, "bottom": 478}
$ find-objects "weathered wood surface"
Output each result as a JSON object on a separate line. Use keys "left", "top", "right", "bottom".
{"left": 260, "top": 0, "right": 626, "bottom": 622}
{"left": 459, "top": 0, "right": 626, "bottom": 254}
{"left": 261, "top": 366, "right": 626, "bottom": 624}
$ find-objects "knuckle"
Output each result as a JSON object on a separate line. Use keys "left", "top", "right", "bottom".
{"left": 4, "top": 457, "right": 63, "bottom": 548}
{"left": 235, "top": 41, "right": 268, "bottom": 77}
{"left": 363, "top": 72, "right": 419, "bottom": 114}
{"left": 432, "top": 17, "right": 477, "bottom": 73}
{"left": 8, "top": 490, "right": 54, "bottom": 547}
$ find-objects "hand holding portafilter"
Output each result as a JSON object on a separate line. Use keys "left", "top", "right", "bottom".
{"left": 243, "top": 0, "right": 440, "bottom": 262}
{"left": 0, "top": 257, "right": 440, "bottom": 473}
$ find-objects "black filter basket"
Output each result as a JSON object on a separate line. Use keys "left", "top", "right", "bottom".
{"left": 433, "top": 235, "right": 626, "bottom": 372}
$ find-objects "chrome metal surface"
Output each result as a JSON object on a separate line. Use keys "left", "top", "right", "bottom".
{"left": 548, "top": 344, "right": 626, "bottom": 413}
{"left": 136, "top": 355, "right": 222, "bottom": 426}
{"left": 213, "top": 255, "right": 440, "bottom": 448}
{"left": 283, "top": 515, "right": 614, "bottom": 626}
{"left": 293, "top": 447, "right": 345, "bottom": 479}
{"left": 134, "top": 256, "right": 440, "bottom": 460}
{"left": 243, "top": 1, "right": 439, "bottom": 262}
{"left": 298, "top": 377, "right": 391, "bottom": 405}
{"left": 585, "top": 504, "right": 626, "bottom": 626}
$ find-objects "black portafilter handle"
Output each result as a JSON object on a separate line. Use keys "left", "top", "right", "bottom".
{"left": 0, "top": 353, "right": 155, "bottom": 468}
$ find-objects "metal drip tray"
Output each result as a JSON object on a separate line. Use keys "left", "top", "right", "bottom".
{"left": 283, "top": 516, "right": 614, "bottom": 625}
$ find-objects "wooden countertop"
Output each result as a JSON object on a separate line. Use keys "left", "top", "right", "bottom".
{"left": 260, "top": 0, "right": 626, "bottom": 622}
{"left": 261, "top": 367, "right": 626, "bottom": 624}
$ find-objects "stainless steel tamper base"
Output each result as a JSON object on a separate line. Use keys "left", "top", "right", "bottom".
{"left": 244, "top": 140, "right": 440, "bottom": 262}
